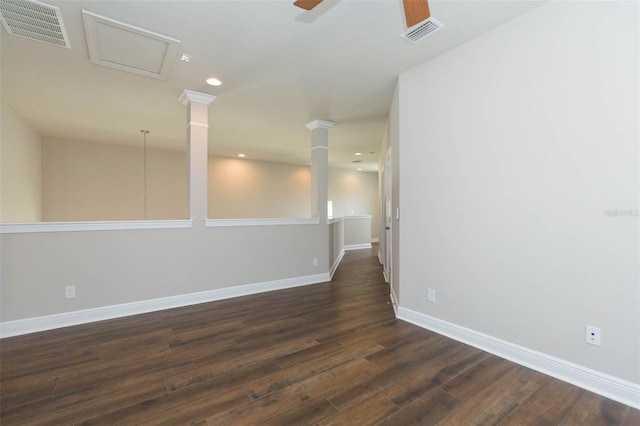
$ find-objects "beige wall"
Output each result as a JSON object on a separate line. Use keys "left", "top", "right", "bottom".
{"left": 399, "top": 1, "right": 638, "bottom": 384}
{"left": 343, "top": 217, "right": 372, "bottom": 247}
{"left": 1, "top": 223, "right": 329, "bottom": 323}
{"left": 42, "top": 138, "right": 187, "bottom": 221}
{"left": 39, "top": 142, "right": 380, "bottom": 237}
{"left": 328, "top": 219, "right": 344, "bottom": 273}
{"left": 328, "top": 169, "right": 380, "bottom": 239}
{"left": 1, "top": 99, "right": 42, "bottom": 223}
{"left": 208, "top": 156, "right": 310, "bottom": 218}
{"left": 209, "top": 159, "right": 380, "bottom": 238}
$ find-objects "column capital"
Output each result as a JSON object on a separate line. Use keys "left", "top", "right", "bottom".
{"left": 305, "top": 119, "right": 335, "bottom": 131}
{"left": 179, "top": 90, "right": 216, "bottom": 106}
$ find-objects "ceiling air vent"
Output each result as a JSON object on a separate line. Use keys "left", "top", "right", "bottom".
{"left": 401, "top": 17, "right": 444, "bottom": 44}
{"left": 0, "top": 0, "right": 70, "bottom": 48}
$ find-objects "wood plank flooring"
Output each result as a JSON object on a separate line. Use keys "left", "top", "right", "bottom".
{"left": 1, "top": 246, "right": 638, "bottom": 425}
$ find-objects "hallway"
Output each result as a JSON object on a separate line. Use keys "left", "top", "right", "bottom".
{"left": 1, "top": 247, "right": 637, "bottom": 424}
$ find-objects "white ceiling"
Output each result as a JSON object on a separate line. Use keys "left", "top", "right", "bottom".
{"left": 0, "top": 0, "right": 543, "bottom": 172}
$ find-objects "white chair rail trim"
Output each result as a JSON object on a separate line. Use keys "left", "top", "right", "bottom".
{"left": 0, "top": 220, "right": 193, "bottom": 234}
{"left": 206, "top": 218, "right": 320, "bottom": 227}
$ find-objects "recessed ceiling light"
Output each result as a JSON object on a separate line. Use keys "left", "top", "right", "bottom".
{"left": 354, "top": 152, "right": 362, "bottom": 156}
{"left": 180, "top": 54, "right": 191, "bottom": 62}
{"left": 357, "top": 168, "right": 363, "bottom": 171}
{"left": 206, "top": 77, "right": 222, "bottom": 86}
{"left": 238, "top": 153, "right": 246, "bottom": 158}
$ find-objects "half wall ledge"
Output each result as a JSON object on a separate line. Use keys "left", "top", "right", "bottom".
{"left": 206, "top": 218, "right": 320, "bottom": 227}
{"left": 0, "top": 220, "right": 193, "bottom": 234}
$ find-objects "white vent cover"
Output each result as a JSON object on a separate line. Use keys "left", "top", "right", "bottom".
{"left": 0, "top": 0, "right": 70, "bottom": 48}
{"left": 401, "top": 17, "right": 444, "bottom": 44}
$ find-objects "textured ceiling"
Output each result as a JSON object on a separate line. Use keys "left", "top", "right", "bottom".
{"left": 0, "top": 0, "right": 544, "bottom": 172}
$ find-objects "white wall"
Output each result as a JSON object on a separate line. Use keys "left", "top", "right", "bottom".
{"left": 209, "top": 156, "right": 310, "bottom": 218}
{"left": 399, "top": 0, "right": 638, "bottom": 387}
{"left": 1, "top": 98, "right": 42, "bottom": 222}
{"left": 42, "top": 138, "right": 187, "bottom": 221}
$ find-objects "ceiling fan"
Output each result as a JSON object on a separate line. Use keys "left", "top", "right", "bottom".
{"left": 294, "top": 0, "right": 431, "bottom": 28}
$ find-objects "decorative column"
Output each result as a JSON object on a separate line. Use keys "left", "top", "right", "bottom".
{"left": 178, "top": 90, "right": 216, "bottom": 224}
{"left": 306, "top": 119, "right": 335, "bottom": 221}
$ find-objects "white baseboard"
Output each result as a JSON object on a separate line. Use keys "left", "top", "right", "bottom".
{"left": 371, "top": 238, "right": 380, "bottom": 243}
{"left": 0, "top": 273, "right": 330, "bottom": 338}
{"left": 344, "top": 243, "right": 372, "bottom": 251}
{"left": 397, "top": 307, "right": 640, "bottom": 410}
{"left": 330, "top": 249, "right": 345, "bottom": 278}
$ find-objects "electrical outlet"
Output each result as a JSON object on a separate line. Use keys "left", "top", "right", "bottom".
{"left": 585, "top": 325, "right": 601, "bottom": 346}
{"left": 313, "top": 257, "right": 318, "bottom": 266}
{"left": 427, "top": 288, "right": 436, "bottom": 303}
{"left": 65, "top": 285, "right": 76, "bottom": 299}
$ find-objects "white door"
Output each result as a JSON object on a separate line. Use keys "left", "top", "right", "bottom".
{"left": 384, "top": 148, "right": 392, "bottom": 284}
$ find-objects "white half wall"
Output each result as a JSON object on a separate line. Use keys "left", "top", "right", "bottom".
{"left": 0, "top": 221, "right": 329, "bottom": 325}
{"left": 398, "top": 0, "right": 638, "bottom": 392}
{"left": 1, "top": 98, "right": 42, "bottom": 223}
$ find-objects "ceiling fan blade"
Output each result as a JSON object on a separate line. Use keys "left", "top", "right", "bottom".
{"left": 293, "top": 0, "right": 324, "bottom": 11}
{"left": 402, "top": 0, "right": 431, "bottom": 28}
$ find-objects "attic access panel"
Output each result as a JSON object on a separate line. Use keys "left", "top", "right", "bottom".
{"left": 82, "top": 10, "right": 181, "bottom": 80}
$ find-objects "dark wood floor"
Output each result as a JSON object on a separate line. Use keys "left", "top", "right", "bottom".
{"left": 1, "top": 246, "right": 638, "bottom": 425}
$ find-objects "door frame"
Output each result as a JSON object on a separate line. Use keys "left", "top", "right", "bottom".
{"left": 383, "top": 147, "right": 392, "bottom": 285}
